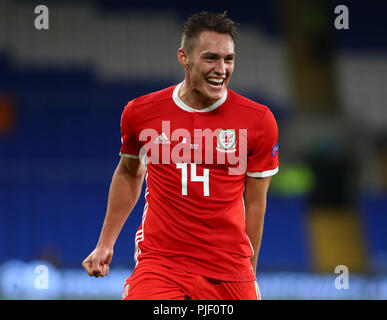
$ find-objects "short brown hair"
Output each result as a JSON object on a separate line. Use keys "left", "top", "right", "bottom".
{"left": 181, "top": 11, "right": 238, "bottom": 55}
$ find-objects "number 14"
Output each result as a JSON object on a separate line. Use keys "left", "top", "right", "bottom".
{"left": 176, "top": 163, "right": 209, "bottom": 196}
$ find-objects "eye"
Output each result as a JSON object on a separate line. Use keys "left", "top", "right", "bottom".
{"left": 225, "top": 56, "right": 234, "bottom": 62}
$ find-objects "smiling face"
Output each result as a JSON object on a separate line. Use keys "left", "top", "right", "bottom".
{"left": 177, "top": 31, "right": 235, "bottom": 109}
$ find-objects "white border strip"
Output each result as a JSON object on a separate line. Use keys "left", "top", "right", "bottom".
{"left": 134, "top": 172, "right": 149, "bottom": 266}
{"left": 255, "top": 281, "right": 262, "bottom": 300}
{"left": 119, "top": 152, "right": 139, "bottom": 159}
{"left": 247, "top": 167, "right": 279, "bottom": 178}
{"left": 172, "top": 81, "right": 228, "bottom": 113}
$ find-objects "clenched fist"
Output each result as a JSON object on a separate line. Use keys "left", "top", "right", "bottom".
{"left": 82, "top": 247, "right": 113, "bottom": 277}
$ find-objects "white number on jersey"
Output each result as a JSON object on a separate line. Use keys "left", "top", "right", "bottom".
{"left": 176, "top": 163, "right": 209, "bottom": 196}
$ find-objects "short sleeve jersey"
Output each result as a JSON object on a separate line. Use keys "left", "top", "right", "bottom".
{"left": 120, "top": 82, "right": 279, "bottom": 281}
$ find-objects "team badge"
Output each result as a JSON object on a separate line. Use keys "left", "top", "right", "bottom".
{"left": 217, "top": 129, "right": 237, "bottom": 152}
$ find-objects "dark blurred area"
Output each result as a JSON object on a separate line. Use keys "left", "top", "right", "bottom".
{"left": 0, "top": 0, "right": 386, "bottom": 284}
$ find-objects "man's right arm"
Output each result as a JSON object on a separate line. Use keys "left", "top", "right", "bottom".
{"left": 82, "top": 156, "right": 145, "bottom": 277}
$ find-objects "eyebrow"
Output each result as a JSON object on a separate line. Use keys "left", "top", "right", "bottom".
{"left": 200, "top": 52, "right": 235, "bottom": 58}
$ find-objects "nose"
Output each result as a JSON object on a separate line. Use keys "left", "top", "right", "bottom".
{"left": 214, "top": 59, "right": 227, "bottom": 75}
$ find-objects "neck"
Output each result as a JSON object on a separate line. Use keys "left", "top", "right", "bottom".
{"left": 178, "top": 80, "right": 217, "bottom": 110}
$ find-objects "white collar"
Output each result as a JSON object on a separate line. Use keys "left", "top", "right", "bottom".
{"left": 172, "top": 81, "right": 228, "bottom": 113}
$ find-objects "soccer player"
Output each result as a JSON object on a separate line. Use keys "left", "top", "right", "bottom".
{"left": 82, "top": 11, "right": 279, "bottom": 300}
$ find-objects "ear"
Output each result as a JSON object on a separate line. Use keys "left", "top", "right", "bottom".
{"left": 177, "top": 48, "right": 189, "bottom": 68}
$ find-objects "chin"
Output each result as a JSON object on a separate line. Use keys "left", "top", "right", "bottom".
{"left": 193, "top": 82, "right": 227, "bottom": 104}
{"left": 205, "top": 88, "right": 225, "bottom": 101}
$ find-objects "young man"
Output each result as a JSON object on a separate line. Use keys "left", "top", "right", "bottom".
{"left": 82, "top": 11, "right": 279, "bottom": 300}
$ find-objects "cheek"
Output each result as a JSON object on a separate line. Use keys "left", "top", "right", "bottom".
{"left": 190, "top": 65, "right": 206, "bottom": 82}
{"left": 192, "top": 60, "right": 209, "bottom": 73}
{"left": 227, "top": 64, "right": 235, "bottom": 75}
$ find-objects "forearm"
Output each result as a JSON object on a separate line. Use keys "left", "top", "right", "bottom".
{"left": 244, "top": 176, "right": 271, "bottom": 275}
{"left": 96, "top": 162, "right": 144, "bottom": 249}
{"left": 245, "top": 204, "right": 266, "bottom": 275}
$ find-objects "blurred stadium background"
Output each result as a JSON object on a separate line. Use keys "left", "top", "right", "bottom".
{"left": 0, "top": 0, "right": 386, "bottom": 299}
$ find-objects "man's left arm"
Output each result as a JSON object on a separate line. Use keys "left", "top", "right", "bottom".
{"left": 243, "top": 175, "right": 272, "bottom": 275}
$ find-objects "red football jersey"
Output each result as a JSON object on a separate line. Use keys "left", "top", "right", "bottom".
{"left": 120, "top": 82, "right": 279, "bottom": 281}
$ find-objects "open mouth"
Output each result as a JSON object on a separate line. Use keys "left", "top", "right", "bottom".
{"left": 206, "top": 77, "right": 225, "bottom": 89}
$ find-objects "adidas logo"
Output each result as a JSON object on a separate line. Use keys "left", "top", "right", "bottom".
{"left": 154, "top": 132, "right": 171, "bottom": 144}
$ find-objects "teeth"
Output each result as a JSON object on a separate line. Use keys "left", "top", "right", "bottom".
{"left": 207, "top": 78, "right": 224, "bottom": 83}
